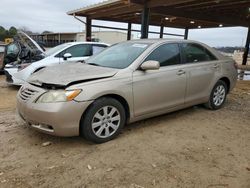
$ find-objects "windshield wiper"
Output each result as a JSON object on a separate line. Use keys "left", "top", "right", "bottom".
{"left": 88, "top": 63, "right": 100, "bottom": 66}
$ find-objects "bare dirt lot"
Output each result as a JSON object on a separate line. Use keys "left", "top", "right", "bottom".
{"left": 0, "top": 75, "right": 249, "bottom": 188}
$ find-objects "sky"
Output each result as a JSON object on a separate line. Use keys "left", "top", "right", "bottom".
{"left": 0, "top": 0, "right": 248, "bottom": 47}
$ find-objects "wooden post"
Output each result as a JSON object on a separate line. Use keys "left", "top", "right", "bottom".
{"left": 240, "top": 27, "right": 250, "bottom": 79}
{"left": 141, "top": 1, "right": 150, "bottom": 39}
{"left": 242, "top": 27, "right": 250, "bottom": 65}
{"left": 127, "top": 22, "right": 132, "bottom": 40}
{"left": 58, "top": 33, "right": 61, "bottom": 44}
{"left": 86, "top": 17, "right": 92, "bottom": 41}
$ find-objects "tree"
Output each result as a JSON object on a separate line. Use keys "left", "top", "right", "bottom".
{"left": 9, "top": 26, "right": 17, "bottom": 36}
{"left": 42, "top": 31, "right": 53, "bottom": 34}
{"left": 0, "top": 26, "right": 6, "bottom": 41}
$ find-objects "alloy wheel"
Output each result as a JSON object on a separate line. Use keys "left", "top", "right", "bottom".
{"left": 91, "top": 106, "right": 121, "bottom": 138}
{"left": 213, "top": 85, "right": 226, "bottom": 106}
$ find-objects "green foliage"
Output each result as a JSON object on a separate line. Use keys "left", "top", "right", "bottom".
{"left": 0, "top": 26, "right": 6, "bottom": 41}
{"left": 42, "top": 31, "right": 53, "bottom": 34}
{"left": 9, "top": 26, "right": 17, "bottom": 36}
{"left": 0, "top": 26, "right": 17, "bottom": 41}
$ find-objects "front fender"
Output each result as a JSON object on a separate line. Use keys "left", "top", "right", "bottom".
{"left": 71, "top": 77, "right": 134, "bottom": 118}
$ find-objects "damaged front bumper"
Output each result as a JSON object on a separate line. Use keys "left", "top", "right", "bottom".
{"left": 16, "top": 83, "right": 93, "bottom": 137}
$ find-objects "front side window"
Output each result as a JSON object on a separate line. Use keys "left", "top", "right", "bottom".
{"left": 181, "top": 43, "right": 217, "bottom": 63}
{"left": 46, "top": 43, "right": 71, "bottom": 57}
{"left": 144, "top": 43, "right": 181, "bottom": 67}
{"left": 64, "top": 44, "right": 92, "bottom": 57}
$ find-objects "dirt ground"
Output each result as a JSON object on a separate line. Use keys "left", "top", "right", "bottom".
{"left": 0, "top": 75, "right": 249, "bottom": 188}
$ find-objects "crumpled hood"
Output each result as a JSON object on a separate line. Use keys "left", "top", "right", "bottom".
{"left": 28, "top": 63, "right": 118, "bottom": 88}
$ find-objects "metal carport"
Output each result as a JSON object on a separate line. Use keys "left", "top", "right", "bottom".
{"left": 68, "top": 0, "right": 250, "bottom": 65}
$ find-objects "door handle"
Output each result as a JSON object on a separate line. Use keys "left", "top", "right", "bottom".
{"left": 177, "top": 70, "right": 186, "bottom": 75}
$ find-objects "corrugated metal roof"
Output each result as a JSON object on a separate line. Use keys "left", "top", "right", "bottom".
{"left": 67, "top": 0, "right": 249, "bottom": 28}
{"left": 67, "top": 0, "right": 121, "bottom": 15}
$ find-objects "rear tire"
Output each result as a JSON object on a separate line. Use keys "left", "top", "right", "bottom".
{"left": 205, "top": 80, "right": 227, "bottom": 110}
{"left": 80, "top": 97, "right": 126, "bottom": 143}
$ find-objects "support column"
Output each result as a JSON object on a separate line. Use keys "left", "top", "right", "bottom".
{"left": 160, "top": 25, "right": 164, "bottom": 38}
{"left": 242, "top": 27, "right": 250, "bottom": 65}
{"left": 127, "top": 22, "right": 132, "bottom": 40}
{"left": 86, "top": 17, "right": 92, "bottom": 41}
{"left": 184, "top": 28, "right": 189, "bottom": 40}
{"left": 58, "top": 33, "right": 61, "bottom": 44}
{"left": 240, "top": 27, "right": 250, "bottom": 80}
{"left": 141, "top": 2, "right": 150, "bottom": 39}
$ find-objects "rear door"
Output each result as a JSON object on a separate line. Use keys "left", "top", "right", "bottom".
{"left": 59, "top": 44, "right": 92, "bottom": 63}
{"left": 132, "top": 43, "right": 187, "bottom": 117}
{"left": 180, "top": 43, "right": 221, "bottom": 104}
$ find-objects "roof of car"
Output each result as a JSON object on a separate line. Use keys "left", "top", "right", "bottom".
{"left": 124, "top": 38, "right": 225, "bottom": 60}
{"left": 66, "top": 41, "right": 110, "bottom": 46}
{"left": 126, "top": 38, "right": 202, "bottom": 44}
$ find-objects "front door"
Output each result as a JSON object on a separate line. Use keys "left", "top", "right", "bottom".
{"left": 132, "top": 43, "right": 187, "bottom": 117}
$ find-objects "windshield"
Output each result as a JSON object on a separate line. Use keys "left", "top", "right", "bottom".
{"left": 86, "top": 42, "right": 150, "bottom": 69}
{"left": 45, "top": 43, "right": 71, "bottom": 57}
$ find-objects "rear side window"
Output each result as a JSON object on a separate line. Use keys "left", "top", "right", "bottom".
{"left": 181, "top": 43, "right": 217, "bottom": 63}
{"left": 144, "top": 43, "right": 181, "bottom": 67}
{"left": 59, "top": 44, "right": 92, "bottom": 57}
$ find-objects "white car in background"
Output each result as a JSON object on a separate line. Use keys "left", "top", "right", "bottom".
{"left": 5, "top": 42, "right": 109, "bottom": 85}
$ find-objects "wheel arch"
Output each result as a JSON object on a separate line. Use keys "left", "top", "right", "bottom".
{"left": 79, "top": 94, "right": 131, "bottom": 135}
{"left": 218, "top": 77, "right": 230, "bottom": 93}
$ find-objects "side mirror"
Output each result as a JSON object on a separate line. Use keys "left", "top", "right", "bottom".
{"left": 140, "top": 60, "right": 160, "bottom": 71}
{"left": 63, "top": 53, "right": 72, "bottom": 60}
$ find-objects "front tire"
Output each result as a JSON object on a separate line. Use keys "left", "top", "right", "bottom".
{"left": 80, "top": 97, "right": 126, "bottom": 143}
{"left": 205, "top": 80, "right": 227, "bottom": 110}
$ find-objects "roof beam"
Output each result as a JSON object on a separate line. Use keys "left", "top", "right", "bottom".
{"left": 89, "top": 5, "right": 141, "bottom": 19}
{"left": 130, "top": 0, "right": 198, "bottom": 8}
{"left": 176, "top": 0, "right": 231, "bottom": 9}
{"left": 188, "top": 0, "right": 250, "bottom": 11}
{"left": 151, "top": 7, "right": 250, "bottom": 27}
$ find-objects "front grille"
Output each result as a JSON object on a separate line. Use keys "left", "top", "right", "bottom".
{"left": 19, "top": 87, "right": 38, "bottom": 101}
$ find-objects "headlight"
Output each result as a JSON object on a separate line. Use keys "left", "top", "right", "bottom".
{"left": 36, "top": 89, "right": 81, "bottom": 103}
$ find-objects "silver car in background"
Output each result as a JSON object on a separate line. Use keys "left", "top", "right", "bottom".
{"left": 16, "top": 39, "right": 238, "bottom": 143}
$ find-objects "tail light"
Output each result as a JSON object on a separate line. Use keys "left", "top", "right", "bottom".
{"left": 18, "top": 63, "right": 30, "bottom": 72}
